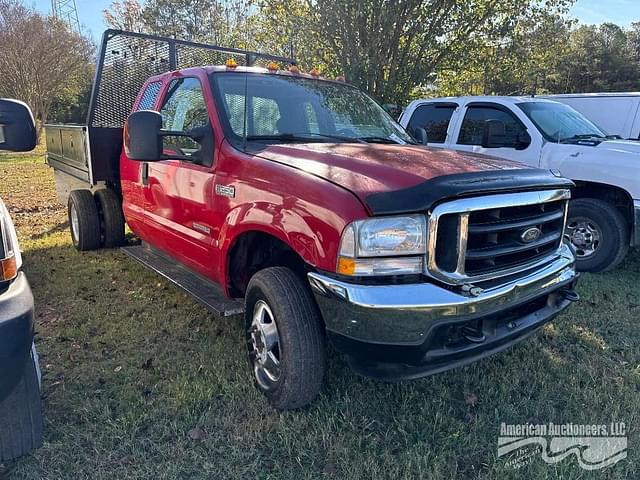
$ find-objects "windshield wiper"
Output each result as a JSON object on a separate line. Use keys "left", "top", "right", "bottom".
{"left": 558, "top": 134, "right": 605, "bottom": 143}
{"left": 245, "top": 132, "right": 367, "bottom": 144}
{"left": 358, "top": 136, "right": 405, "bottom": 144}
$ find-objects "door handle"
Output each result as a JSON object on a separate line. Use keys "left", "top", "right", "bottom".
{"left": 141, "top": 162, "right": 149, "bottom": 186}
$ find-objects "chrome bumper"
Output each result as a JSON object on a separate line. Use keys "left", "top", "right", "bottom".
{"left": 308, "top": 244, "right": 577, "bottom": 345}
{"left": 633, "top": 200, "right": 640, "bottom": 247}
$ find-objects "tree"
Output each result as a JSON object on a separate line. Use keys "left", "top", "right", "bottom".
{"left": 103, "top": 0, "right": 146, "bottom": 32}
{"left": 0, "top": 0, "right": 94, "bottom": 135}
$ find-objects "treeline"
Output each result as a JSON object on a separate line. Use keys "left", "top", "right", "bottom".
{"left": 1, "top": 0, "right": 640, "bottom": 129}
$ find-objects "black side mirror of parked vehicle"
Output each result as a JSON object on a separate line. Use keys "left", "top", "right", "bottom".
{"left": 481, "top": 119, "right": 507, "bottom": 148}
{"left": 413, "top": 127, "right": 429, "bottom": 145}
{"left": 125, "top": 110, "right": 164, "bottom": 161}
{"left": 0, "top": 99, "right": 37, "bottom": 152}
{"left": 125, "top": 110, "right": 213, "bottom": 164}
{"left": 516, "top": 131, "right": 532, "bottom": 150}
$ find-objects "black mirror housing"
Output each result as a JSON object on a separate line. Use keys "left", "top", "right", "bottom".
{"left": 0, "top": 99, "right": 37, "bottom": 152}
{"left": 125, "top": 110, "right": 163, "bottom": 161}
{"left": 516, "top": 131, "right": 532, "bottom": 150}
{"left": 413, "top": 127, "right": 429, "bottom": 145}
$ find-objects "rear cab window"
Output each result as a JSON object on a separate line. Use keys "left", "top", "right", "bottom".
{"left": 406, "top": 103, "right": 457, "bottom": 143}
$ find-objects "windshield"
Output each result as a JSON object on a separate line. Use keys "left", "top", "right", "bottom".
{"left": 210, "top": 73, "right": 414, "bottom": 146}
{"left": 517, "top": 101, "right": 607, "bottom": 142}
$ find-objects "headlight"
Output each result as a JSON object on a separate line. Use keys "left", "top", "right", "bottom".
{"left": 337, "top": 214, "right": 426, "bottom": 276}
{"left": 0, "top": 199, "right": 20, "bottom": 282}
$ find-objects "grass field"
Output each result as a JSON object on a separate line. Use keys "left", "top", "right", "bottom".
{"left": 0, "top": 153, "right": 638, "bottom": 479}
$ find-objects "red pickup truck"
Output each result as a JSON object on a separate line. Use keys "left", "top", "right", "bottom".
{"left": 46, "top": 31, "right": 579, "bottom": 409}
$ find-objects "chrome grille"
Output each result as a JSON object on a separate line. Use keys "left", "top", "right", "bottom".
{"left": 426, "top": 189, "right": 570, "bottom": 285}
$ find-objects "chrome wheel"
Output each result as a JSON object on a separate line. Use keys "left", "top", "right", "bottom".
{"left": 248, "top": 300, "right": 281, "bottom": 389}
{"left": 70, "top": 203, "right": 80, "bottom": 242}
{"left": 566, "top": 217, "right": 601, "bottom": 258}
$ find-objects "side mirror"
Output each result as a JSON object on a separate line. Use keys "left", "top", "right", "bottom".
{"left": 124, "top": 110, "right": 163, "bottom": 161}
{"left": 0, "top": 99, "right": 37, "bottom": 152}
{"left": 481, "top": 119, "right": 507, "bottom": 148}
{"left": 516, "top": 131, "right": 532, "bottom": 150}
{"left": 413, "top": 127, "right": 429, "bottom": 145}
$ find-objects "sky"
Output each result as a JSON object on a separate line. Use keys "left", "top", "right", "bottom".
{"left": 29, "top": 0, "right": 640, "bottom": 41}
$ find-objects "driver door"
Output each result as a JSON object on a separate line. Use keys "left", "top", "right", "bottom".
{"left": 143, "top": 76, "right": 217, "bottom": 276}
{"left": 454, "top": 103, "right": 541, "bottom": 167}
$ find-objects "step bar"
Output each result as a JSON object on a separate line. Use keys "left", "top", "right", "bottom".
{"left": 121, "top": 244, "right": 244, "bottom": 317}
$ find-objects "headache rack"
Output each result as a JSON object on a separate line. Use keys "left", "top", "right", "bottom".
{"left": 45, "top": 29, "right": 295, "bottom": 185}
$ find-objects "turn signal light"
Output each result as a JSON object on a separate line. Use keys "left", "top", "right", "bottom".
{"left": 337, "top": 256, "right": 356, "bottom": 276}
{"left": 0, "top": 255, "right": 17, "bottom": 282}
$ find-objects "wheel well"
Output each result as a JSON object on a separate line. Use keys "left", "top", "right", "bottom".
{"left": 571, "top": 181, "right": 633, "bottom": 227}
{"left": 227, "top": 231, "right": 310, "bottom": 298}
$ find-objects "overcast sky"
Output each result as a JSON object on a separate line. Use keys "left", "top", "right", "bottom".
{"left": 28, "top": 0, "right": 640, "bottom": 41}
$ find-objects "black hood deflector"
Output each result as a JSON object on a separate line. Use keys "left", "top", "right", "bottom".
{"left": 365, "top": 169, "right": 574, "bottom": 215}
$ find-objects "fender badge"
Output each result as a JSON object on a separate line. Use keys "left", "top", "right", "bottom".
{"left": 215, "top": 184, "right": 235, "bottom": 198}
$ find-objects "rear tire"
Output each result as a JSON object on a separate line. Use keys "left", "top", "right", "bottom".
{"left": 566, "top": 198, "right": 629, "bottom": 272}
{"left": 94, "top": 189, "right": 125, "bottom": 248}
{"left": 68, "top": 190, "right": 101, "bottom": 251}
{"left": 0, "top": 351, "right": 43, "bottom": 462}
{"left": 244, "top": 267, "right": 326, "bottom": 410}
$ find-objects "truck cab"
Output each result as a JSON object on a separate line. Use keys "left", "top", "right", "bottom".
{"left": 46, "top": 31, "right": 579, "bottom": 410}
{"left": 400, "top": 96, "right": 640, "bottom": 272}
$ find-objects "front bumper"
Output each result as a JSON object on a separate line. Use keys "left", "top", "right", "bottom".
{"left": 632, "top": 200, "right": 640, "bottom": 247}
{"left": 308, "top": 245, "right": 578, "bottom": 380}
{"left": 0, "top": 273, "right": 35, "bottom": 401}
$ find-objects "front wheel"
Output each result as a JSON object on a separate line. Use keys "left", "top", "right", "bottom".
{"left": 244, "top": 267, "right": 326, "bottom": 410}
{"left": 0, "top": 347, "right": 43, "bottom": 462}
{"left": 565, "top": 198, "right": 629, "bottom": 272}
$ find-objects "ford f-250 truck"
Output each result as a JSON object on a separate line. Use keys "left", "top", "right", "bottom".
{"left": 45, "top": 31, "right": 579, "bottom": 409}
{"left": 400, "top": 96, "right": 640, "bottom": 273}
{"left": 0, "top": 99, "right": 43, "bottom": 461}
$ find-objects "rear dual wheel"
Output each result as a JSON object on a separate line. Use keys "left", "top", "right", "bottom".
{"left": 68, "top": 189, "right": 125, "bottom": 251}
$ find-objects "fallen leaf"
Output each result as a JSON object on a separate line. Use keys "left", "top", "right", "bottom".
{"left": 188, "top": 427, "right": 207, "bottom": 441}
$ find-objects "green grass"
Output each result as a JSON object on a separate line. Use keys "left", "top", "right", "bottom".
{"left": 1, "top": 154, "right": 639, "bottom": 479}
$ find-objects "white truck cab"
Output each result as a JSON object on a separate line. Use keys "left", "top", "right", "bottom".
{"left": 400, "top": 96, "right": 640, "bottom": 272}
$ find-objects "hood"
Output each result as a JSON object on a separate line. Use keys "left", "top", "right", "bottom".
{"left": 596, "top": 139, "right": 640, "bottom": 156}
{"left": 254, "top": 143, "right": 525, "bottom": 195}
{"left": 254, "top": 143, "right": 573, "bottom": 214}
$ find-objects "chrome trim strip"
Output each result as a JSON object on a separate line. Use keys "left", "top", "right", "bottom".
{"left": 309, "top": 243, "right": 576, "bottom": 344}
{"left": 426, "top": 189, "right": 571, "bottom": 285}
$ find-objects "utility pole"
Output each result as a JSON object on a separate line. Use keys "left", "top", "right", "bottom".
{"left": 51, "top": 0, "right": 81, "bottom": 34}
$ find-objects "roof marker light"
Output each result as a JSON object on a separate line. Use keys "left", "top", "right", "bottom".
{"left": 267, "top": 62, "right": 279, "bottom": 72}
{"left": 226, "top": 58, "right": 238, "bottom": 69}
{"left": 310, "top": 67, "right": 320, "bottom": 77}
{"left": 289, "top": 63, "right": 300, "bottom": 74}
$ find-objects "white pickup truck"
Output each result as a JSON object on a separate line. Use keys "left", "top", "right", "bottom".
{"left": 400, "top": 96, "right": 640, "bottom": 272}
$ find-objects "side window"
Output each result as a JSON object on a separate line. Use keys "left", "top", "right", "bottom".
{"left": 457, "top": 106, "right": 525, "bottom": 147}
{"left": 407, "top": 104, "right": 456, "bottom": 143}
{"left": 160, "top": 77, "right": 209, "bottom": 160}
{"left": 136, "top": 81, "right": 162, "bottom": 111}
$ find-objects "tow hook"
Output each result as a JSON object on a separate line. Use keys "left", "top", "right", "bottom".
{"left": 462, "top": 324, "right": 486, "bottom": 343}
{"left": 559, "top": 288, "right": 580, "bottom": 303}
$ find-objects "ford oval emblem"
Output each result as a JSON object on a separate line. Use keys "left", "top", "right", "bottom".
{"left": 520, "top": 227, "right": 542, "bottom": 243}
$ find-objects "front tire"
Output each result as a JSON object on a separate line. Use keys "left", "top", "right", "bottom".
{"left": 0, "top": 350, "right": 43, "bottom": 462}
{"left": 68, "top": 190, "right": 101, "bottom": 251}
{"left": 566, "top": 198, "right": 629, "bottom": 272}
{"left": 244, "top": 267, "right": 326, "bottom": 410}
